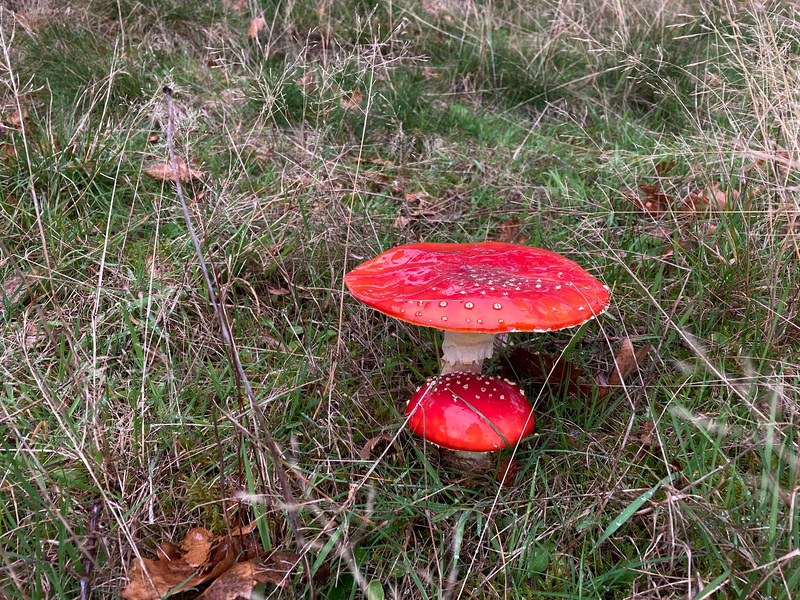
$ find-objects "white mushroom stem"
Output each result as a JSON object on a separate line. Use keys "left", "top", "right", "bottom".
{"left": 440, "top": 331, "right": 496, "bottom": 374}
{"left": 439, "top": 448, "right": 495, "bottom": 471}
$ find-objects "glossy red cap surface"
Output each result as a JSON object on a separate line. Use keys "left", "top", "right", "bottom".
{"left": 345, "top": 242, "right": 609, "bottom": 333}
{"left": 405, "top": 373, "right": 535, "bottom": 452}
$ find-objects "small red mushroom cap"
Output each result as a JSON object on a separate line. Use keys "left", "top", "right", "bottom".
{"left": 345, "top": 242, "right": 609, "bottom": 333}
{"left": 405, "top": 372, "right": 535, "bottom": 452}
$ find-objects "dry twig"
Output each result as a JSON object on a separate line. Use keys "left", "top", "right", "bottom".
{"left": 163, "top": 87, "right": 314, "bottom": 596}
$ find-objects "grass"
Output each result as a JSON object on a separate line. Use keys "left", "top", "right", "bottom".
{"left": 1, "top": 0, "right": 799, "bottom": 598}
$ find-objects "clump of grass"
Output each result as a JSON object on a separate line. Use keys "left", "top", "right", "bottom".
{"left": 1, "top": 0, "right": 798, "bottom": 598}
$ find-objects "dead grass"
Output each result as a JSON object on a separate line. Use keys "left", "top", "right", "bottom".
{"left": 0, "top": 0, "right": 799, "bottom": 599}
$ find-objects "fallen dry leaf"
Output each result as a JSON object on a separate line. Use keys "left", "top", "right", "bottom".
{"left": 363, "top": 170, "right": 402, "bottom": 194}
{"left": 631, "top": 419, "right": 659, "bottom": 450}
{"left": 229, "top": 521, "right": 259, "bottom": 537}
{"left": 340, "top": 90, "right": 363, "bottom": 111}
{"left": 607, "top": 338, "right": 652, "bottom": 387}
{"left": 8, "top": 107, "right": 28, "bottom": 128}
{"left": 295, "top": 70, "right": 315, "bottom": 93}
{"left": 403, "top": 191, "right": 429, "bottom": 204}
{"left": 497, "top": 218, "right": 521, "bottom": 243}
{"left": 0, "top": 141, "right": 15, "bottom": 161}
{"left": 180, "top": 527, "right": 214, "bottom": 568}
{"left": 122, "top": 553, "right": 199, "bottom": 600}
{"left": 121, "top": 523, "right": 266, "bottom": 600}
{"left": 293, "top": 174, "right": 314, "bottom": 188}
{"left": 369, "top": 157, "right": 393, "bottom": 167}
{"left": 195, "top": 560, "right": 268, "bottom": 600}
{"left": 144, "top": 157, "right": 204, "bottom": 184}
{"left": 247, "top": 17, "right": 266, "bottom": 41}
{"left": 661, "top": 239, "right": 690, "bottom": 260}
{"left": 393, "top": 214, "right": 412, "bottom": 229}
{"left": 495, "top": 457, "right": 518, "bottom": 488}
{"left": 682, "top": 182, "right": 738, "bottom": 214}
{"left": 496, "top": 218, "right": 528, "bottom": 244}
{"left": 260, "top": 550, "right": 302, "bottom": 587}
{"left": 746, "top": 148, "right": 799, "bottom": 176}
{"left": 393, "top": 208, "right": 441, "bottom": 229}
{"left": 196, "top": 551, "right": 301, "bottom": 599}
{"left": 629, "top": 184, "right": 673, "bottom": 216}
{"left": 654, "top": 159, "right": 676, "bottom": 177}
{"left": 500, "top": 349, "right": 592, "bottom": 397}
{"left": 359, "top": 433, "right": 397, "bottom": 461}
{"left": 1, "top": 274, "right": 29, "bottom": 314}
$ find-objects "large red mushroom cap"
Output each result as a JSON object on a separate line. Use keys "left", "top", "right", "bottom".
{"left": 345, "top": 242, "right": 609, "bottom": 333}
{"left": 406, "top": 372, "right": 535, "bottom": 452}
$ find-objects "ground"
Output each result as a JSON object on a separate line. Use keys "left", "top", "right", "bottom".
{"left": 0, "top": 0, "right": 799, "bottom": 598}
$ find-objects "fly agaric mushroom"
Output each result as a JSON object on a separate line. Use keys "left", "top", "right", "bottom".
{"left": 406, "top": 371, "right": 534, "bottom": 469}
{"left": 345, "top": 242, "right": 609, "bottom": 374}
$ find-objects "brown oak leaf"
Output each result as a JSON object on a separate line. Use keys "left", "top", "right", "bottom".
{"left": 144, "top": 157, "right": 204, "bottom": 183}
{"left": 340, "top": 90, "right": 363, "bottom": 111}
{"left": 247, "top": 17, "right": 266, "bottom": 41}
